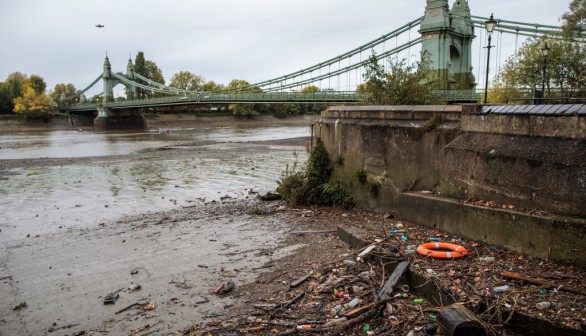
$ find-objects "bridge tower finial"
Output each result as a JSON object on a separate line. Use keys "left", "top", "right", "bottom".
{"left": 419, "top": 0, "right": 476, "bottom": 90}
{"left": 102, "top": 55, "right": 114, "bottom": 103}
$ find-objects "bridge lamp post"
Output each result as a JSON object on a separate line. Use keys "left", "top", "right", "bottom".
{"left": 483, "top": 14, "right": 497, "bottom": 104}
{"left": 541, "top": 43, "right": 550, "bottom": 100}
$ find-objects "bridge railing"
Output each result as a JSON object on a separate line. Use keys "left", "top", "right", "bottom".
{"left": 64, "top": 91, "right": 360, "bottom": 110}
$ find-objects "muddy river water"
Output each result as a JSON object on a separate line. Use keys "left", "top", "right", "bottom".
{"left": 0, "top": 125, "right": 309, "bottom": 241}
{"left": 0, "top": 124, "right": 312, "bottom": 335}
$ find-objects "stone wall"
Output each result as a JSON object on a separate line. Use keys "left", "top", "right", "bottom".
{"left": 315, "top": 105, "right": 585, "bottom": 265}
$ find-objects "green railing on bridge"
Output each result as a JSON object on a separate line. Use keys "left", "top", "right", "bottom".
{"left": 63, "top": 90, "right": 482, "bottom": 112}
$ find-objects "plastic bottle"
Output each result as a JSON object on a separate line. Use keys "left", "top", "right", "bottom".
{"left": 478, "top": 257, "right": 495, "bottom": 262}
{"left": 343, "top": 259, "right": 355, "bottom": 266}
{"left": 323, "top": 317, "right": 347, "bottom": 328}
{"left": 493, "top": 285, "right": 510, "bottom": 293}
{"left": 330, "top": 304, "right": 342, "bottom": 317}
{"left": 536, "top": 301, "right": 551, "bottom": 310}
{"left": 359, "top": 271, "right": 371, "bottom": 278}
{"left": 347, "top": 298, "right": 359, "bottom": 309}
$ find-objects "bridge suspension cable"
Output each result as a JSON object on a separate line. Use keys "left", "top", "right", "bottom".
{"left": 262, "top": 37, "right": 422, "bottom": 92}
{"left": 132, "top": 72, "right": 191, "bottom": 94}
{"left": 244, "top": 17, "right": 423, "bottom": 91}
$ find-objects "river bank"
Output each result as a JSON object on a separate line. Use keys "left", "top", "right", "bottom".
{"left": 0, "top": 113, "right": 318, "bottom": 131}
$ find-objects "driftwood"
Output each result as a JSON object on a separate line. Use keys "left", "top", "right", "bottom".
{"left": 377, "top": 260, "right": 410, "bottom": 299}
{"left": 437, "top": 303, "right": 488, "bottom": 336}
{"left": 272, "top": 292, "right": 306, "bottom": 315}
{"left": 289, "top": 274, "right": 312, "bottom": 288}
{"left": 501, "top": 271, "right": 586, "bottom": 296}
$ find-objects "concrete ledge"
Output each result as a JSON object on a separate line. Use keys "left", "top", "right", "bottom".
{"left": 462, "top": 114, "right": 586, "bottom": 139}
{"left": 396, "top": 192, "right": 586, "bottom": 266}
{"left": 336, "top": 225, "right": 368, "bottom": 250}
{"left": 322, "top": 105, "right": 476, "bottom": 122}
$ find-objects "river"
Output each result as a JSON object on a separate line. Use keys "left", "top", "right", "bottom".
{"left": 0, "top": 125, "right": 309, "bottom": 241}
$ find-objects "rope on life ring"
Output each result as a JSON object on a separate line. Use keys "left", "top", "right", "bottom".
{"left": 416, "top": 242, "right": 469, "bottom": 259}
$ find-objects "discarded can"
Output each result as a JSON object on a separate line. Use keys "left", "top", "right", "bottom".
{"left": 536, "top": 301, "right": 551, "bottom": 310}
{"left": 493, "top": 285, "right": 510, "bottom": 293}
{"left": 413, "top": 298, "right": 425, "bottom": 305}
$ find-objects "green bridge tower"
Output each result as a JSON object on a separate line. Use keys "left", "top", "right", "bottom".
{"left": 419, "top": 0, "right": 476, "bottom": 90}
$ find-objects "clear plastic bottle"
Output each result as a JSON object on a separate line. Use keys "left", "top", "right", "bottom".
{"left": 536, "top": 301, "right": 551, "bottom": 310}
{"left": 323, "top": 317, "right": 348, "bottom": 328}
{"left": 493, "top": 285, "right": 510, "bottom": 293}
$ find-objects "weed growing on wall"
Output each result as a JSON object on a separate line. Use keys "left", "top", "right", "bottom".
{"left": 277, "top": 137, "right": 354, "bottom": 209}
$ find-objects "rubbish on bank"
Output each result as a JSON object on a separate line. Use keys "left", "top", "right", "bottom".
{"left": 536, "top": 301, "right": 551, "bottom": 310}
{"left": 356, "top": 244, "right": 376, "bottom": 262}
{"left": 492, "top": 285, "right": 510, "bottom": 293}
{"left": 215, "top": 279, "right": 235, "bottom": 295}
{"left": 128, "top": 284, "right": 141, "bottom": 291}
{"left": 103, "top": 293, "right": 120, "bottom": 305}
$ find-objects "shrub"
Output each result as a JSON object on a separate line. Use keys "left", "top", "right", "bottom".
{"left": 277, "top": 137, "right": 354, "bottom": 209}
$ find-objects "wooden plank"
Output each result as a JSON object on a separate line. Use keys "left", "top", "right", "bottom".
{"left": 377, "top": 260, "right": 410, "bottom": 299}
{"left": 289, "top": 274, "right": 312, "bottom": 288}
{"left": 501, "top": 271, "right": 586, "bottom": 296}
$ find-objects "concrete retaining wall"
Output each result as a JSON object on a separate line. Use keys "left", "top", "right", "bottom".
{"left": 315, "top": 105, "right": 586, "bottom": 265}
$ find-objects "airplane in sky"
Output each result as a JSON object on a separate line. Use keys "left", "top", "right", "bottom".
{"left": 95, "top": 24, "right": 104, "bottom": 28}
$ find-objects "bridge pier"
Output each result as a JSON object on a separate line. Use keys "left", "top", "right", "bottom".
{"left": 94, "top": 107, "right": 147, "bottom": 131}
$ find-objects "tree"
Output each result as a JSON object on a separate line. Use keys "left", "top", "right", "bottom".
{"left": 202, "top": 80, "right": 224, "bottom": 92}
{"left": 145, "top": 60, "right": 164, "bottom": 85}
{"left": 27, "top": 75, "right": 47, "bottom": 95}
{"left": 491, "top": 37, "right": 585, "bottom": 102}
{"left": 51, "top": 83, "right": 78, "bottom": 107}
{"left": 561, "top": 0, "right": 586, "bottom": 38}
{"left": 0, "top": 72, "right": 28, "bottom": 114}
{"left": 169, "top": 71, "right": 205, "bottom": 91}
{"left": 13, "top": 83, "right": 52, "bottom": 113}
{"left": 134, "top": 52, "right": 164, "bottom": 98}
{"left": 301, "top": 85, "right": 319, "bottom": 93}
{"left": 360, "top": 52, "right": 441, "bottom": 105}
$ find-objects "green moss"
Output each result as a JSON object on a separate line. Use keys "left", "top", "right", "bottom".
{"left": 354, "top": 168, "right": 367, "bottom": 184}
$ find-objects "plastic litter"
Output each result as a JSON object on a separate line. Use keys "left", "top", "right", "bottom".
{"left": 493, "top": 285, "right": 510, "bottom": 293}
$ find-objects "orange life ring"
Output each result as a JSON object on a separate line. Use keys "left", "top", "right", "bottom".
{"left": 416, "top": 242, "right": 468, "bottom": 259}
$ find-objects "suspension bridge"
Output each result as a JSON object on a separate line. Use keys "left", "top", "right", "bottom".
{"left": 60, "top": 0, "right": 569, "bottom": 128}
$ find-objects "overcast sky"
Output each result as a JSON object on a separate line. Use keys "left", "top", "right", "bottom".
{"left": 0, "top": 0, "right": 571, "bottom": 91}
